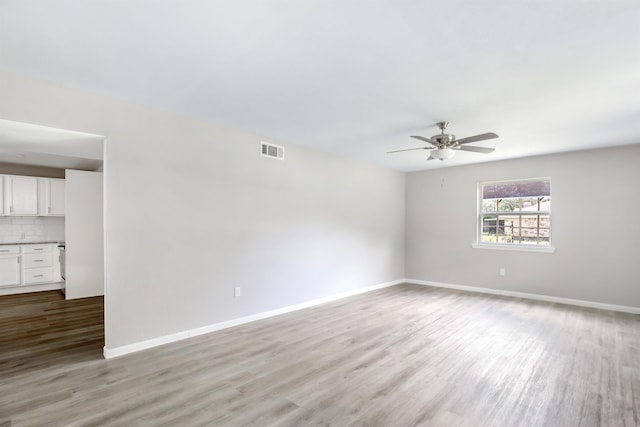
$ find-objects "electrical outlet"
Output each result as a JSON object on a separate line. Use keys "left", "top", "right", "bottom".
{"left": 499, "top": 268, "right": 506, "bottom": 276}
{"left": 234, "top": 286, "right": 241, "bottom": 297}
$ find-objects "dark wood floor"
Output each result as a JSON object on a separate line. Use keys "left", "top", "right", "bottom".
{"left": 0, "top": 291, "right": 104, "bottom": 381}
{"left": 1, "top": 284, "right": 639, "bottom": 426}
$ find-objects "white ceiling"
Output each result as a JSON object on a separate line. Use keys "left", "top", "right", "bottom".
{"left": 1, "top": 1, "right": 639, "bottom": 172}
{"left": 0, "top": 119, "right": 104, "bottom": 171}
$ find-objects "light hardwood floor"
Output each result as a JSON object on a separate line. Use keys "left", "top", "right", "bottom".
{"left": 1, "top": 284, "right": 639, "bottom": 426}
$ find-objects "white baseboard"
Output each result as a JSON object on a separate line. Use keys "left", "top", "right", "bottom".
{"left": 103, "top": 279, "right": 404, "bottom": 359}
{"left": 0, "top": 282, "right": 63, "bottom": 296}
{"left": 406, "top": 278, "right": 640, "bottom": 314}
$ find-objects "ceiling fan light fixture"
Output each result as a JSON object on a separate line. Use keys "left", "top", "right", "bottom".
{"left": 431, "top": 148, "right": 455, "bottom": 160}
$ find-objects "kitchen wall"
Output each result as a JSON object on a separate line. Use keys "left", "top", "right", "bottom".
{"left": 0, "top": 69, "right": 406, "bottom": 352}
{"left": 405, "top": 144, "right": 640, "bottom": 309}
{"left": 0, "top": 216, "right": 64, "bottom": 243}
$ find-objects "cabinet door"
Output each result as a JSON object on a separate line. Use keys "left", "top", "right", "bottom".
{"left": 65, "top": 170, "right": 104, "bottom": 299}
{"left": 7, "top": 176, "right": 38, "bottom": 215}
{"left": 48, "top": 179, "right": 66, "bottom": 215}
{"left": 0, "top": 255, "right": 21, "bottom": 287}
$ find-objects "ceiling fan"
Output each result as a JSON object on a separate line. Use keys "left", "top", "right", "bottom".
{"left": 387, "top": 121, "right": 499, "bottom": 160}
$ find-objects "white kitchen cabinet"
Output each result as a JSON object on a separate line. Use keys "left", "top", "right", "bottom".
{"left": 0, "top": 246, "right": 21, "bottom": 287}
{"left": 5, "top": 176, "right": 38, "bottom": 215}
{"left": 22, "top": 244, "right": 54, "bottom": 285}
{"left": 0, "top": 244, "right": 63, "bottom": 294}
{"left": 47, "top": 179, "right": 65, "bottom": 215}
{"left": 0, "top": 175, "right": 65, "bottom": 217}
{"left": 65, "top": 170, "right": 103, "bottom": 299}
{"left": 37, "top": 178, "right": 66, "bottom": 216}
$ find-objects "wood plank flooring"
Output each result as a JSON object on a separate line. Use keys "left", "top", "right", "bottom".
{"left": 1, "top": 284, "right": 639, "bottom": 426}
{"left": 0, "top": 291, "right": 104, "bottom": 380}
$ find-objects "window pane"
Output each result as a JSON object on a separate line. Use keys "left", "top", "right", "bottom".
{"left": 539, "top": 219, "right": 551, "bottom": 239}
{"left": 482, "top": 180, "right": 550, "bottom": 199}
{"left": 478, "top": 179, "right": 552, "bottom": 246}
{"left": 481, "top": 216, "right": 499, "bottom": 242}
{"left": 522, "top": 197, "right": 551, "bottom": 212}
{"left": 521, "top": 215, "right": 539, "bottom": 230}
{"left": 482, "top": 199, "right": 497, "bottom": 213}
{"left": 496, "top": 235, "right": 511, "bottom": 244}
{"left": 498, "top": 198, "right": 519, "bottom": 212}
{"left": 537, "top": 237, "right": 550, "bottom": 245}
{"left": 493, "top": 197, "right": 551, "bottom": 213}
{"left": 481, "top": 234, "right": 495, "bottom": 243}
{"left": 481, "top": 216, "right": 493, "bottom": 234}
{"left": 501, "top": 216, "right": 517, "bottom": 234}
{"left": 520, "top": 197, "right": 539, "bottom": 210}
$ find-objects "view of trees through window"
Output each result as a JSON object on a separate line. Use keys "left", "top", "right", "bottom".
{"left": 479, "top": 180, "right": 551, "bottom": 245}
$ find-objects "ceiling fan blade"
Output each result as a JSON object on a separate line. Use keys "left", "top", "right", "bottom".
{"left": 457, "top": 145, "right": 495, "bottom": 154}
{"left": 456, "top": 132, "right": 498, "bottom": 145}
{"left": 386, "top": 146, "right": 432, "bottom": 154}
{"left": 410, "top": 135, "right": 436, "bottom": 144}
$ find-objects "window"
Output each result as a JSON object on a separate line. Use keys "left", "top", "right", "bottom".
{"left": 477, "top": 178, "right": 551, "bottom": 248}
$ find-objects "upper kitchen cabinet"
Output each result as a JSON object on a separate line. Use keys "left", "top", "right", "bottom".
{"left": 38, "top": 178, "right": 65, "bottom": 216}
{"left": 5, "top": 175, "right": 38, "bottom": 215}
{"left": 0, "top": 175, "right": 66, "bottom": 217}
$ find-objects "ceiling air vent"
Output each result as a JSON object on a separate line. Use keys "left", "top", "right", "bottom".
{"left": 260, "top": 141, "right": 285, "bottom": 160}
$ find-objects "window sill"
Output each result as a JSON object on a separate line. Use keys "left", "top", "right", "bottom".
{"left": 471, "top": 243, "right": 556, "bottom": 253}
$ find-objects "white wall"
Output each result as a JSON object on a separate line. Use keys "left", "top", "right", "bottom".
{"left": 406, "top": 144, "right": 640, "bottom": 308}
{"left": 0, "top": 69, "right": 406, "bottom": 350}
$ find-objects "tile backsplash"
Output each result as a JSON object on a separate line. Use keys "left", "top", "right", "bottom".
{"left": 0, "top": 216, "right": 65, "bottom": 243}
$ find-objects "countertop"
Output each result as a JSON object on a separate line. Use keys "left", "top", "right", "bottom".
{"left": 0, "top": 241, "right": 65, "bottom": 246}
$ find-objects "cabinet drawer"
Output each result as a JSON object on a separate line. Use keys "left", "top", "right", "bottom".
{"left": 22, "top": 244, "right": 53, "bottom": 254}
{"left": 0, "top": 246, "right": 20, "bottom": 255}
{"left": 24, "top": 267, "right": 54, "bottom": 284}
{"left": 23, "top": 252, "right": 53, "bottom": 268}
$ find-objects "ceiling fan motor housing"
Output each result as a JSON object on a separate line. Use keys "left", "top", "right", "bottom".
{"left": 432, "top": 133, "right": 456, "bottom": 147}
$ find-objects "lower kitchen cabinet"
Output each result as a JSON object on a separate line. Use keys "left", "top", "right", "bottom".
{"left": 0, "top": 243, "right": 62, "bottom": 291}
{"left": 0, "top": 246, "right": 21, "bottom": 287}
{"left": 23, "top": 244, "right": 56, "bottom": 284}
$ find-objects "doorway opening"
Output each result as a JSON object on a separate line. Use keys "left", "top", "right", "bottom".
{"left": 0, "top": 119, "right": 106, "bottom": 367}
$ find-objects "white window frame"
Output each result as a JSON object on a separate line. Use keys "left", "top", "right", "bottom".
{"left": 472, "top": 177, "right": 555, "bottom": 253}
